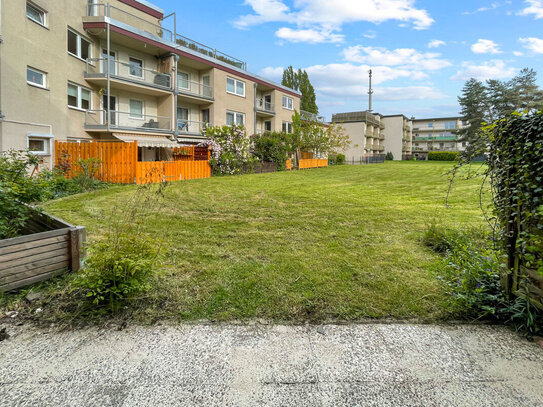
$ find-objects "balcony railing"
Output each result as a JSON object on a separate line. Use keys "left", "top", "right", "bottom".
{"left": 178, "top": 120, "right": 211, "bottom": 135}
{"left": 85, "top": 110, "right": 171, "bottom": 132}
{"left": 300, "top": 110, "right": 326, "bottom": 123}
{"left": 256, "top": 99, "right": 275, "bottom": 114}
{"left": 86, "top": 3, "right": 247, "bottom": 71}
{"left": 177, "top": 77, "right": 213, "bottom": 99}
{"left": 86, "top": 58, "right": 172, "bottom": 89}
{"left": 332, "top": 111, "right": 380, "bottom": 126}
{"left": 413, "top": 136, "right": 458, "bottom": 142}
{"left": 87, "top": 4, "right": 173, "bottom": 42}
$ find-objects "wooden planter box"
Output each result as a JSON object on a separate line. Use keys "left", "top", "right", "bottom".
{"left": 0, "top": 210, "right": 86, "bottom": 292}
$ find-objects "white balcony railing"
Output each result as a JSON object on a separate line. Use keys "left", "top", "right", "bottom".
{"left": 85, "top": 110, "right": 171, "bottom": 132}
{"left": 300, "top": 110, "right": 325, "bottom": 123}
{"left": 178, "top": 120, "right": 211, "bottom": 135}
{"left": 256, "top": 99, "right": 275, "bottom": 113}
{"left": 177, "top": 78, "right": 213, "bottom": 98}
{"left": 86, "top": 58, "right": 172, "bottom": 89}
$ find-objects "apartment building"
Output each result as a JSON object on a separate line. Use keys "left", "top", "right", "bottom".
{"left": 411, "top": 117, "right": 467, "bottom": 159}
{"left": 381, "top": 115, "right": 412, "bottom": 160}
{"left": 0, "top": 0, "right": 301, "bottom": 167}
{"left": 330, "top": 111, "right": 385, "bottom": 163}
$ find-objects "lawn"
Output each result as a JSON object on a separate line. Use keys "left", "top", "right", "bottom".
{"left": 42, "top": 161, "right": 487, "bottom": 323}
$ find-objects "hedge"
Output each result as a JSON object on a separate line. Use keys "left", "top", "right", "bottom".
{"left": 428, "top": 151, "right": 459, "bottom": 161}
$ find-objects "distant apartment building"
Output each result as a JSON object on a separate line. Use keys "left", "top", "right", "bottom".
{"left": 411, "top": 117, "right": 467, "bottom": 159}
{"left": 381, "top": 115, "right": 412, "bottom": 160}
{"left": 330, "top": 111, "right": 385, "bottom": 163}
{"left": 0, "top": 0, "right": 301, "bottom": 167}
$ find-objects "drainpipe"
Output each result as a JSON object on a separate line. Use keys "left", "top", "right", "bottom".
{"left": 172, "top": 54, "right": 180, "bottom": 141}
{"left": 253, "top": 83, "right": 257, "bottom": 135}
{"left": 106, "top": 6, "right": 111, "bottom": 133}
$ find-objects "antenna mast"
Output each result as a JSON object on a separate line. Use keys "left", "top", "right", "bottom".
{"left": 368, "top": 69, "right": 374, "bottom": 112}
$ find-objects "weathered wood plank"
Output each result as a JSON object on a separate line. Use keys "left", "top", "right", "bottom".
{"left": 0, "top": 241, "right": 69, "bottom": 264}
{"left": 0, "top": 261, "right": 69, "bottom": 285}
{"left": 0, "top": 268, "right": 68, "bottom": 292}
{"left": 0, "top": 228, "right": 70, "bottom": 248}
{"left": 0, "top": 235, "right": 69, "bottom": 256}
{"left": 0, "top": 247, "right": 69, "bottom": 271}
{"left": 69, "top": 227, "right": 85, "bottom": 273}
{"left": 0, "top": 254, "right": 69, "bottom": 278}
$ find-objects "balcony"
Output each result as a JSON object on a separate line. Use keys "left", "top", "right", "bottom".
{"left": 413, "top": 135, "right": 458, "bottom": 142}
{"left": 85, "top": 110, "right": 172, "bottom": 133}
{"left": 256, "top": 99, "right": 275, "bottom": 117}
{"left": 332, "top": 111, "right": 380, "bottom": 126}
{"left": 177, "top": 77, "right": 214, "bottom": 104}
{"left": 178, "top": 120, "right": 211, "bottom": 136}
{"left": 301, "top": 110, "right": 326, "bottom": 123}
{"left": 85, "top": 58, "right": 172, "bottom": 96}
{"left": 85, "top": 3, "right": 247, "bottom": 71}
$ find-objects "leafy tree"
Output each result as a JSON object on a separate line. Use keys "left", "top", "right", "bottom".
{"left": 282, "top": 66, "right": 319, "bottom": 114}
{"left": 457, "top": 78, "right": 488, "bottom": 154}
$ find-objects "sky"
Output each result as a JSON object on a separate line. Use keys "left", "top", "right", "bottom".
{"left": 154, "top": 0, "right": 543, "bottom": 120}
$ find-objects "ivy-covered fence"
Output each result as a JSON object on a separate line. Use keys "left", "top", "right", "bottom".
{"left": 488, "top": 112, "right": 543, "bottom": 309}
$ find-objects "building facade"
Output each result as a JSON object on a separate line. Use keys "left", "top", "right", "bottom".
{"left": 330, "top": 111, "right": 385, "bottom": 163}
{"left": 381, "top": 115, "right": 412, "bottom": 160}
{"left": 411, "top": 117, "right": 467, "bottom": 159}
{"left": 0, "top": 0, "right": 301, "bottom": 167}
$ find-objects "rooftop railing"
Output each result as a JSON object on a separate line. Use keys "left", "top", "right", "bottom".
{"left": 86, "top": 58, "right": 172, "bottom": 89}
{"left": 86, "top": 3, "right": 247, "bottom": 71}
{"left": 301, "top": 110, "right": 325, "bottom": 123}
{"left": 332, "top": 111, "right": 380, "bottom": 126}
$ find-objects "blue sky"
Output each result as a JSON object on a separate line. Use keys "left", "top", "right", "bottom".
{"left": 154, "top": 0, "right": 543, "bottom": 120}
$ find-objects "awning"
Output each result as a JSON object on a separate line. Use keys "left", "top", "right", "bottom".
{"left": 113, "top": 133, "right": 179, "bottom": 148}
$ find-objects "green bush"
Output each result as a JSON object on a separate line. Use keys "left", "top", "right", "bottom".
{"left": 251, "top": 132, "right": 290, "bottom": 170}
{"left": 385, "top": 152, "right": 394, "bottom": 161}
{"left": 335, "top": 154, "right": 346, "bottom": 165}
{"left": 428, "top": 151, "right": 459, "bottom": 161}
{"left": 425, "top": 224, "right": 542, "bottom": 335}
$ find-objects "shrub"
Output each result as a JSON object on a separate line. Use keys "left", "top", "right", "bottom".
{"left": 425, "top": 225, "right": 542, "bottom": 335}
{"left": 200, "top": 125, "right": 256, "bottom": 175}
{"left": 251, "top": 132, "right": 290, "bottom": 170}
{"left": 335, "top": 154, "right": 346, "bottom": 165}
{"left": 428, "top": 151, "right": 459, "bottom": 161}
{"left": 385, "top": 152, "right": 394, "bottom": 161}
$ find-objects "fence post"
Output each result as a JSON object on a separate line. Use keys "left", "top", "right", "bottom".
{"left": 69, "top": 226, "right": 86, "bottom": 272}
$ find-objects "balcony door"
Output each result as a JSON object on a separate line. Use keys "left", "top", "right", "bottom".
{"left": 178, "top": 107, "right": 189, "bottom": 132}
{"left": 101, "top": 49, "right": 117, "bottom": 75}
{"left": 264, "top": 94, "right": 272, "bottom": 111}
{"left": 102, "top": 95, "right": 117, "bottom": 126}
{"left": 201, "top": 75, "right": 211, "bottom": 97}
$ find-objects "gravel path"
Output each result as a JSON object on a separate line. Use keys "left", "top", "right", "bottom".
{"left": 1, "top": 323, "right": 542, "bottom": 406}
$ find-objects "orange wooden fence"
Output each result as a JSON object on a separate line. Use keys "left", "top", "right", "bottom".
{"left": 285, "top": 159, "right": 292, "bottom": 170}
{"left": 55, "top": 141, "right": 211, "bottom": 184}
{"left": 299, "top": 159, "right": 328, "bottom": 169}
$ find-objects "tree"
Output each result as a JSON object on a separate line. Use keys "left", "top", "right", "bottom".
{"left": 457, "top": 78, "right": 488, "bottom": 153}
{"left": 510, "top": 68, "right": 543, "bottom": 112}
{"left": 281, "top": 66, "right": 319, "bottom": 114}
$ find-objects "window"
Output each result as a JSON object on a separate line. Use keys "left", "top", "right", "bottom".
{"left": 462, "top": 141, "right": 467, "bottom": 147}
{"left": 67, "top": 82, "right": 91, "bottom": 110}
{"left": 67, "top": 29, "right": 91, "bottom": 61}
{"left": 129, "top": 99, "right": 144, "bottom": 119}
{"left": 226, "top": 111, "right": 245, "bottom": 126}
{"left": 226, "top": 77, "right": 245, "bottom": 97}
{"left": 26, "top": 2, "right": 46, "bottom": 26}
{"left": 282, "top": 121, "right": 293, "bottom": 134}
{"left": 428, "top": 122, "right": 433, "bottom": 128}
{"left": 27, "top": 136, "right": 51, "bottom": 155}
{"left": 177, "top": 72, "right": 189, "bottom": 90}
{"left": 282, "top": 96, "right": 293, "bottom": 110}
{"left": 129, "top": 57, "right": 143, "bottom": 78}
{"left": 27, "top": 67, "right": 46, "bottom": 88}
{"left": 444, "top": 121, "right": 456, "bottom": 130}
{"left": 264, "top": 121, "right": 272, "bottom": 132}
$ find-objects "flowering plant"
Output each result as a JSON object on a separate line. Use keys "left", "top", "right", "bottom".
{"left": 199, "top": 125, "right": 256, "bottom": 175}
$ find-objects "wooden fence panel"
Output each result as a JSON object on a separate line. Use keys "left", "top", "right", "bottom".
{"left": 286, "top": 159, "right": 292, "bottom": 170}
{"left": 299, "top": 159, "right": 328, "bottom": 169}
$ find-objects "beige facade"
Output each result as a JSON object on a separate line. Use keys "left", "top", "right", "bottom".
{"left": 381, "top": 115, "right": 412, "bottom": 160}
{"left": 411, "top": 117, "right": 467, "bottom": 159}
{"left": 331, "top": 111, "right": 385, "bottom": 163}
{"left": 0, "top": 0, "right": 301, "bottom": 167}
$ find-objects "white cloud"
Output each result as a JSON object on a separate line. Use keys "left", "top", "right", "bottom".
{"left": 258, "top": 67, "right": 284, "bottom": 80}
{"left": 519, "top": 0, "right": 543, "bottom": 19}
{"left": 471, "top": 39, "right": 502, "bottom": 54}
{"left": 275, "top": 27, "right": 344, "bottom": 43}
{"left": 428, "top": 39, "right": 446, "bottom": 48}
{"left": 519, "top": 37, "right": 543, "bottom": 53}
{"left": 343, "top": 46, "right": 451, "bottom": 70}
{"left": 513, "top": 51, "right": 524, "bottom": 56}
{"left": 363, "top": 31, "right": 377, "bottom": 39}
{"left": 451, "top": 60, "right": 517, "bottom": 81}
{"left": 373, "top": 86, "right": 447, "bottom": 101}
{"left": 235, "top": 0, "right": 434, "bottom": 43}
{"left": 462, "top": 2, "right": 500, "bottom": 15}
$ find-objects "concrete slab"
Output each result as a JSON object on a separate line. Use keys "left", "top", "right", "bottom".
{"left": 0, "top": 324, "right": 542, "bottom": 406}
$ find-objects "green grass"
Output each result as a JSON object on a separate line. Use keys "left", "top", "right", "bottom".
{"left": 10, "top": 161, "right": 489, "bottom": 323}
